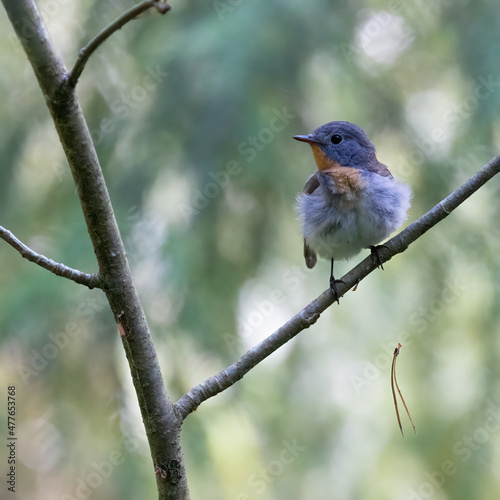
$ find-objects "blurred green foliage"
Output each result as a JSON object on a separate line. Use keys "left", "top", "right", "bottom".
{"left": 1, "top": 0, "right": 500, "bottom": 499}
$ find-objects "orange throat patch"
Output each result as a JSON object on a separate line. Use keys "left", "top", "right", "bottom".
{"left": 309, "top": 144, "right": 365, "bottom": 194}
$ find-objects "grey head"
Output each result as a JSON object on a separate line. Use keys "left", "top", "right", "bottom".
{"left": 293, "top": 121, "right": 378, "bottom": 169}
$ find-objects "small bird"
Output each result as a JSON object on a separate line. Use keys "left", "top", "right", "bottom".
{"left": 294, "top": 121, "right": 412, "bottom": 301}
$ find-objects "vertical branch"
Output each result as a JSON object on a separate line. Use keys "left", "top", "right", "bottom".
{"left": 1, "top": 1, "right": 189, "bottom": 499}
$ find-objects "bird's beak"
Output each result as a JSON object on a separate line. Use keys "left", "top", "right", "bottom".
{"left": 293, "top": 134, "right": 320, "bottom": 144}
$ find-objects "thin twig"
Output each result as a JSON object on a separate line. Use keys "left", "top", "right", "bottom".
{"left": 391, "top": 345, "right": 403, "bottom": 436}
{"left": 392, "top": 344, "right": 416, "bottom": 436}
{"left": 0, "top": 225, "right": 101, "bottom": 289}
{"left": 175, "top": 152, "right": 500, "bottom": 420}
{"left": 67, "top": 1, "right": 171, "bottom": 88}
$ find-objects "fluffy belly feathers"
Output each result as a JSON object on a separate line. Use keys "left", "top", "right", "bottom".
{"left": 296, "top": 171, "right": 411, "bottom": 261}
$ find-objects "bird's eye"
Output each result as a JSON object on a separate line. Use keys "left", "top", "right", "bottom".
{"left": 331, "top": 134, "right": 343, "bottom": 144}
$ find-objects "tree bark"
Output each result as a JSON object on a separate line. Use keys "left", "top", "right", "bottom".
{"left": 1, "top": 1, "right": 189, "bottom": 498}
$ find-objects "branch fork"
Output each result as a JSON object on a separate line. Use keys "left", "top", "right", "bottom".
{"left": 67, "top": 1, "right": 171, "bottom": 88}
{"left": 0, "top": 225, "right": 100, "bottom": 289}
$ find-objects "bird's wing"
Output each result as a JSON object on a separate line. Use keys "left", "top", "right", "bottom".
{"left": 303, "top": 172, "right": 320, "bottom": 193}
{"left": 302, "top": 173, "right": 320, "bottom": 269}
{"left": 370, "top": 161, "right": 393, "bottom": 178}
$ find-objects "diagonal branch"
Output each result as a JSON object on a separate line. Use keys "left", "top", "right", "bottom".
{"left": 174, "top": 152, "right": 500, "bottom": 420}
{"left": 0, "top": 225, "right": 101, "bottom": 289}
{"left": 67, "top": 0, "right": 171, "bottom": 88}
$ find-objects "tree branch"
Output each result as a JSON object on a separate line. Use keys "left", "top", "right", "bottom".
{"left": 2, "top": 1, "right": 189, "bottom": 498}
{"left": 0, "top": 225, "right": 101, "bottom": 289}
{"left": 175, "top": 152, "right": 500, "bottom": 420}
{"left": 67, "top": 0, "right": 171, "bottom": 88}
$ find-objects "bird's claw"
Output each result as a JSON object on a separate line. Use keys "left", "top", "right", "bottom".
{"left": 369, "top": 245, "right": 386, "bottom": 270}
{"left": 329, "top": 277, "right": 346, "bottom": 304}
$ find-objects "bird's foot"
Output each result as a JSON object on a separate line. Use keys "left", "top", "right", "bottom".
{"left": 329, "top": 276, "right": 346, "bottom": 304}
{"left": 369, "top": 245, "right": 387, "bottom": 270}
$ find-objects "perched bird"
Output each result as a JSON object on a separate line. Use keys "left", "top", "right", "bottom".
{"left": 294, "top": 121, "right": 412, "bottom": 301}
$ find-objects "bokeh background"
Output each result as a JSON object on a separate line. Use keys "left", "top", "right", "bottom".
{"left": 1, "top": 0, "right": 500, "bottom": 499}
